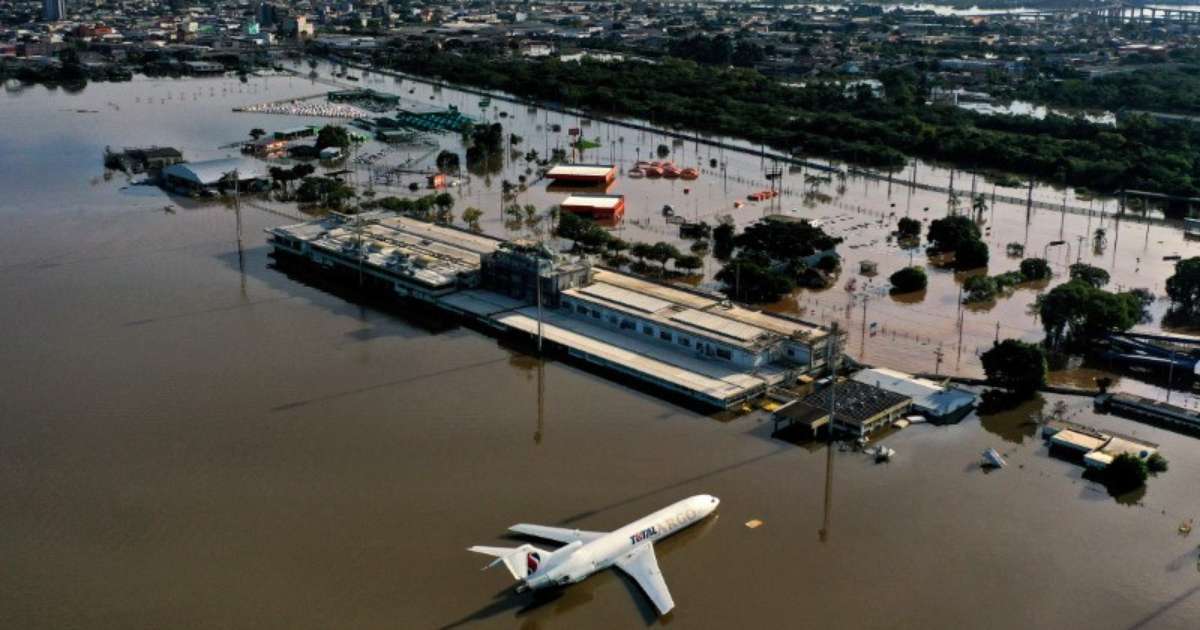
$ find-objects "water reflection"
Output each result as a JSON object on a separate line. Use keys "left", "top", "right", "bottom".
{"left": 888, "top": 288, "right": 926, "bottom": 304}
{"left": 979, "top": 395, "right": 1045, "bottom": 445}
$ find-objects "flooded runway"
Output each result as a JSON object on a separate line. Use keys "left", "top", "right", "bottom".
{"left": 1, "top": 74, "right": 1199, "bottom": 629}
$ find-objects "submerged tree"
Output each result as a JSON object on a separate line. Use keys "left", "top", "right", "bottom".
{"left": 889, "top": 266, "right": 927, "bottom": 293}
{"left": 981, "top": 339, "right": 1047, "bottom": 398}
{"left": 461, "top": 207, "right": 483, "bottom": 232}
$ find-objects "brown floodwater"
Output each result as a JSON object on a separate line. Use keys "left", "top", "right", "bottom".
{"left": 287, "top": 61, "right": 1200, "bottom": 401}
{"left": 2, "top": 74, "right": 1199, "bottom": 629}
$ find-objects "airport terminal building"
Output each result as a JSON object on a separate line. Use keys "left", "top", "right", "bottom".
{"left": 267, "top": 213, "right": 834, "bottom": 409}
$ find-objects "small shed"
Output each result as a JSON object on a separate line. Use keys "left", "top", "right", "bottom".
{"left": 772, "top": 400, "right": 830, "bottom": 439}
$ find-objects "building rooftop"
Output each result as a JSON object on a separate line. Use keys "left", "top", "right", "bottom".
{"left": 773, "top": 400, "right": 830, "bottom": 428}
{"left": 803, "top": 379, "right": 911, "bottom": 426}
{"left": 162, "top": 158, "right": 265, "bottom": 186}
{"left": 1101, "top": 436, "right": 1158, "bottom": 459}
{"left": 851, "top": 367, "right": 975, "bottom": 417}
{"left": 493, "top": 303, "right": 782, "bottom": 406}
{"left": 561, "top": 193, "right": 623, "bottom": 209}
{"left": 564, "top": 280, "right": 780, "bottom": 353}
{"left": 270, "top": 212, "right": 499, "bottom": 290}
{"left": 1050, "top": 429, "right": 1109, "bottom": 453}
{"left": 546, "top": 163, "right": 616, "bottom": 178}
{"left": 591, "top": 269, "right": 827, "bottom": 342}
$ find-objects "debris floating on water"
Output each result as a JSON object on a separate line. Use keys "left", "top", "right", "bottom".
{"left": 745, "top": 519, "right": 763, "bottom": 529}
{"left": 982, "top": 448, "right": 1007, "bottom": 469}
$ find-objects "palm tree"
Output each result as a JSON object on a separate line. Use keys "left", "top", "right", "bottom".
{"left": 973, "top": 193, "right": 987, "bottom": 221}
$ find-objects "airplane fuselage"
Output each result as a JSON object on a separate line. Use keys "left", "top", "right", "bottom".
{"left": 521, "top": 494, "right": 719, "bottom": 591}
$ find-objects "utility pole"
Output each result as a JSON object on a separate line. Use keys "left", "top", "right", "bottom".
{"left": 1167, "top": 349, "right": 1176, "bottom": 403}
{"left": 826, "top": 321, "right": 840, "bottom": 441}
{"left": 859, "top": 292, "right": 869, "bottom": 359}
{"left": 819, "top": 321, "right": 840, "bottom": 544}
{"left": 536, "top": 262, "right": 544, "bottom": 355}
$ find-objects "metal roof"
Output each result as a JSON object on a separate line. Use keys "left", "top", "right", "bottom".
{"left": 576, "top": 282, "right": 672, "bottom": 313}
{"left": 668, "top": 309, "right": 763, "bottom": 343}
{"left": 547, "top": 164, "right": 615, "bottom": 177}
{"left": 850, "top": 368, "right": 975, "bottom": 418}
{"left": 561, "top": 194, "right": 623, "bottom": 208}
{"left": 162, "top": 158, "right": 266, "bottom": 186}
{"left": 1050, "top": 430, "right": 1108, "bottom": 453}
{"left": 803, "top": 380, "right": 911, "bottom": 426}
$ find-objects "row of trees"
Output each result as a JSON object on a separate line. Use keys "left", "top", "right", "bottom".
{"left": 714, "top": 218, "right": 842, "bottom": 303}
{"left": 555, "top": 212, "right": 702, "bottom": 275}
{"left": 961, "top": 257, "right": 1051, "bottom": 304}
{"left": 372, "top": 47, "right": 1200, "bottom": 197}
{"left": 367, "top": 192, "right": 456, "bottom": 224}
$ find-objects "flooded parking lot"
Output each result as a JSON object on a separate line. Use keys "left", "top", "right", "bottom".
{"left": 1, "top": 73, "right": 1199, "bottom": 629}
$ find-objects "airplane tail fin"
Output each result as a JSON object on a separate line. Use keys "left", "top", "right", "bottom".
{"left": 467, "top": 544, "right": 545, "bottom": 580}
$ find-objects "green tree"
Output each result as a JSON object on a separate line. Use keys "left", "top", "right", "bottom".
{"left": 674, "top": 254, "right": 704, "bottom": 274}
{"left": 1165, "top": 257, "right": 1200, "bottom": 319}
{"left": 981, "top": 339, "right": 1047, "bottom": 397}
{"left": 716, "top": 258, "right": 794, "bottom": 303}
{"left": 436, "top": 150, "right": 460, "bottom": 173}
{"left": 648, "top": 242, "right": 681, "bottom": 273}
{"left": 927, "top": 215, "right": 981, "bottom": 254}
{"left": 1102, "top": 453, "right": 1148, "bottom": 494}
{"left": 556, "top": 211, "right": 611, "bottom": 252}
{"left": 972, "top": 193, "right": 987, "bottom": 219}
{"left": 889, "top": 266, "right": 927, "bottom": 293}
{"left": 630, "top": 242, "right": 654, "bottom": 266}
{"left": 607, "top": 237, "right": 629, "bottom": 253}
{"left": 963, "top": 274, "right": 998, "bottom": 303}
{"left": 713, "top": 223, "right": 735, "bottom": 259}
{"left": 1038, "top": 280, "right": 1140, "bottom": 347}
{"left": 1068, "top": 262, "right": 1110, "bottom": 288}
{"left": 316, "top": 125, "right": 352, "bottom": 151}
{"left": 462, "top": 206, "right": 483, "bottom": 232}
{"left": 896, "top": 216, "right": 921, "bottom": 240}
{"left": 734, "top": 217, "right": 840, "bottom": 262}
{"left": 1019, "top": 257, "right": 1052, "bottom": 281}
{"left": 954, "top": 238, "right": 990, "bottom": 270}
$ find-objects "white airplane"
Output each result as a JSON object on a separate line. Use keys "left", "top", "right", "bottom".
{"left": 468, "top": 494, "right": 720, "bottom": 616}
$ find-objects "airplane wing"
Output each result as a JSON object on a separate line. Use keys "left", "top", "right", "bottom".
{"left": 508, "top": 523, "right": 606, "bottom": 544}
{"left": 615, "top": 543, "right": 674, "bottom": 616}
